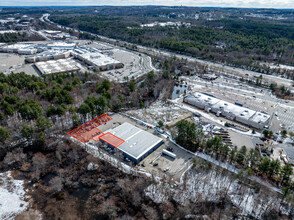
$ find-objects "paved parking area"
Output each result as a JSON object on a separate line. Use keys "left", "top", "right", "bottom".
{"left": 275, "top": 106, "right": 294, "bottom": 132}
{"left": 138, "top": 138, "right": 193, "bottom": 180}
{"left": 90, "top": 42, "right": 154, "bottom": 82}
{"left": 180, "top": 75, "right": 294, "bottom": 133}
{"left": 228, "top": 130, "right": 255, "bottom": 149}
{"left": 0, "top": 55, "right": 43, "bottom": 76}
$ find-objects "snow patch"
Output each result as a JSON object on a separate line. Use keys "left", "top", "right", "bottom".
{"left": 126, "top": 100, "right": 188, "bottom": 125}
{"left": 145, "top": 182, "right": 170, "bottom": 203}
{"left": 0, "top": 171, "right": 29, "bottom": 220}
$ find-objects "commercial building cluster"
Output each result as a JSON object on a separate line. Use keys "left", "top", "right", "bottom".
{"left": 184, "top": 91, "right": 271, "bottom": 129}
{"left": 0, "top": 42, "right": 124, "bottom": 74}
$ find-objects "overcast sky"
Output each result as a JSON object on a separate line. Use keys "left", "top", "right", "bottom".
{"left": 0, "top": 0, "right": 293, "bottom": 9}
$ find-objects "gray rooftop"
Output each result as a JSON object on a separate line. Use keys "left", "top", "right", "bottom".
{"left": 105, "top": 122, "right": 163, "bottom": 160}
{"left": 35, "top": 58, "right": 80, "bottom": 75}
{"left": 185, "top": 91, "right": 270, "bottom": 123}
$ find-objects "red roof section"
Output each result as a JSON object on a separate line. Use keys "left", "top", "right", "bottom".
{"left": 67, "top": 113, "right": 112, "bottom": 143}
{"left": 99, "top": 132, "right": 125, "bottom": 148}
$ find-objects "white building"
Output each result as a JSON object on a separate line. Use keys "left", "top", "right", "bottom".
{"left": 0, "top": 43, "right": 38, "bottom": 55}
{"left": 25, "top": 50, "right": 71, "bottom": 63}
{"left": 18, "top": 48, "right": 38, "bottom": 55}
{"left": 35, "top": 58, "right": 80, "bottom": 75}
{"left": 100, "top": 122, "right": 163, "bottom": 164}
{"left": 72, "top": 50, "right": 123, "bottom": 71}
{"left": 0, "top": 42, "right": 124, "bottom": 71}
{"left": 184, "top": 92, "right": 271, "bottom": 129}
{"left": 184, "top": 92, "right": 219, "bottom": 110}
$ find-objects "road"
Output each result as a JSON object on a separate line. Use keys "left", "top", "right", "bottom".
{"left": 41, "top": 13, "right": 293, "bottom": 88}
{"left": 41, "top": 13, "right": 294, "bottom": 132}
{"left": 30, "top": 28, "right": 50, "bottom": 41}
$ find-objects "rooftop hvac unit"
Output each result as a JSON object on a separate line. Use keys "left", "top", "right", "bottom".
{"left": 162, "top": 149, "right": 176, "bottom": 159}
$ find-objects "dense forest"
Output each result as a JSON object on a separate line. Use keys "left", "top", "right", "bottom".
{"left": 1, "top": 69, "right": 279, "bottom": 219}
{"left": 0, "top": 70, "right": 173, "bottom": 146}
{"left": 50, "top": 8, "right": 294, "bottom": 73}
{"left": 0, "top": 32, "right": 29, "bottom": 43}
{"left": 0, "top": 6, "right": 294, "bottom": 218}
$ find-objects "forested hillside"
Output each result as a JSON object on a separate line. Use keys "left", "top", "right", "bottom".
{"left": 50, "top": 7, "right": 294, "bottom": 73}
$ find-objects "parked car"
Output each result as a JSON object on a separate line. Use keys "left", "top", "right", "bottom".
{"left": 163, "top": 168, "right": 169, "bottom": 172}
{"left": 153, "top": 163, "right": 158, "bottom": 167}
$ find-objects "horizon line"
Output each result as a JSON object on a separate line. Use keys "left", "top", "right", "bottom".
{"left": 0, "top": 5, "right": 293, "bottom": 10}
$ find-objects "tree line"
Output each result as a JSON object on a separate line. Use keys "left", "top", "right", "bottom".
{"left": 174, "top": 120, "right": 294, "bottom": 188}
{"left": 51, "top": 14, "right": 294, "bottom": 73}
{"left": 0, "top": 69, "right": 172, "bottom": 145}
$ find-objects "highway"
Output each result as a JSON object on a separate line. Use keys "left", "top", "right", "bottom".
{"left": 41, "top": 13, "right": 293, "bottom": 88}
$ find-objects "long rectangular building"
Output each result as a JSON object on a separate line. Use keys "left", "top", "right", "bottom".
{"left": 72, "top": 50, "right": 124, "bottom": 71}
{"left": 184, "top": 92, "right": 271, "bottom": 129}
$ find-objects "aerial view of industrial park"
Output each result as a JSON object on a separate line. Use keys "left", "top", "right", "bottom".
{"left": 0, "top": 2, "right": 294, "bottom": 220}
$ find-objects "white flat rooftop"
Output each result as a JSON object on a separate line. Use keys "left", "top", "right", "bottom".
{"left": 47, "top": 42, "right": 76, "bottom": 48}
{"left": 1, "top": 43, "right": 32, "bottom": 50}
{"left": 35, "top": 58, "right": 79, "bottom": 75}
{"left": 186, "top": 92, "right": 220, "bottom": 106}
{"left": 185, "top": 91, "right": 271, "bottom": 125}
{"left": 213, "top": 100, "right": 256, "bottom": 120}
{"left": 77, "top": 52, "right": 120, "bottom": 67}
{"left": 250, "top": 112, "right": 271, "bottom": 124}
{"left": 105, "top": 122, "right": 163, "bottom": 160}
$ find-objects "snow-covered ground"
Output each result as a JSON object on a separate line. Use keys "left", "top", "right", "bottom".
{"left": 171, "top": 85, "right": 189, "bottom": 99}
{"left": 69, "top": 137, "right": 159, "bottom": 181}
{"left": 140, "top": 21, "right": 191, "bottom": 28}
{"left": 260, "top": 62, "right": 294, "bottom": 71}
{"left": 126, "top": 101, "right": 189, "bottom": 125}
{"left": 145, "top": 167, "right": 292, "bottom": 219}
{"left": 0, "top": 171, "right": 29, "bottom": 220}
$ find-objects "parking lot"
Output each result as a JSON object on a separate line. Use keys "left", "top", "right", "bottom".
{"left": 180, "top": 75, "right": 294, "bottom": 133}
{"left": 0, "top": 53, "right": 35, "bottom": 75}
{"left": 138, "top": 138, "right": 193, "bottom": 180}
{"left": 90, "top": 42, "right": 155, "bottom": 82}
{"left": 275, "top": 105, "right": 294, "bottom": 132}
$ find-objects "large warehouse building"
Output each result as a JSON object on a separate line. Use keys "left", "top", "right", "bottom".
{"left": 100, "top": 122, "right": 163, "bottom": 164}
{"left": 26, "top": 50, "right": 71, "bottom": 63}
{"left": 72, "top": 50, "right": 124, "bottom": 71}
{"left": 184, "top": 91, "right": 271, "bottom": 129}
{"left": 35, "top": 58, "right": 80, "bottom": 75}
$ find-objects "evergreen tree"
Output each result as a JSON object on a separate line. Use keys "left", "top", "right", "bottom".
{"left": 0, "top": 127, "right": 9, "bottom": 143}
